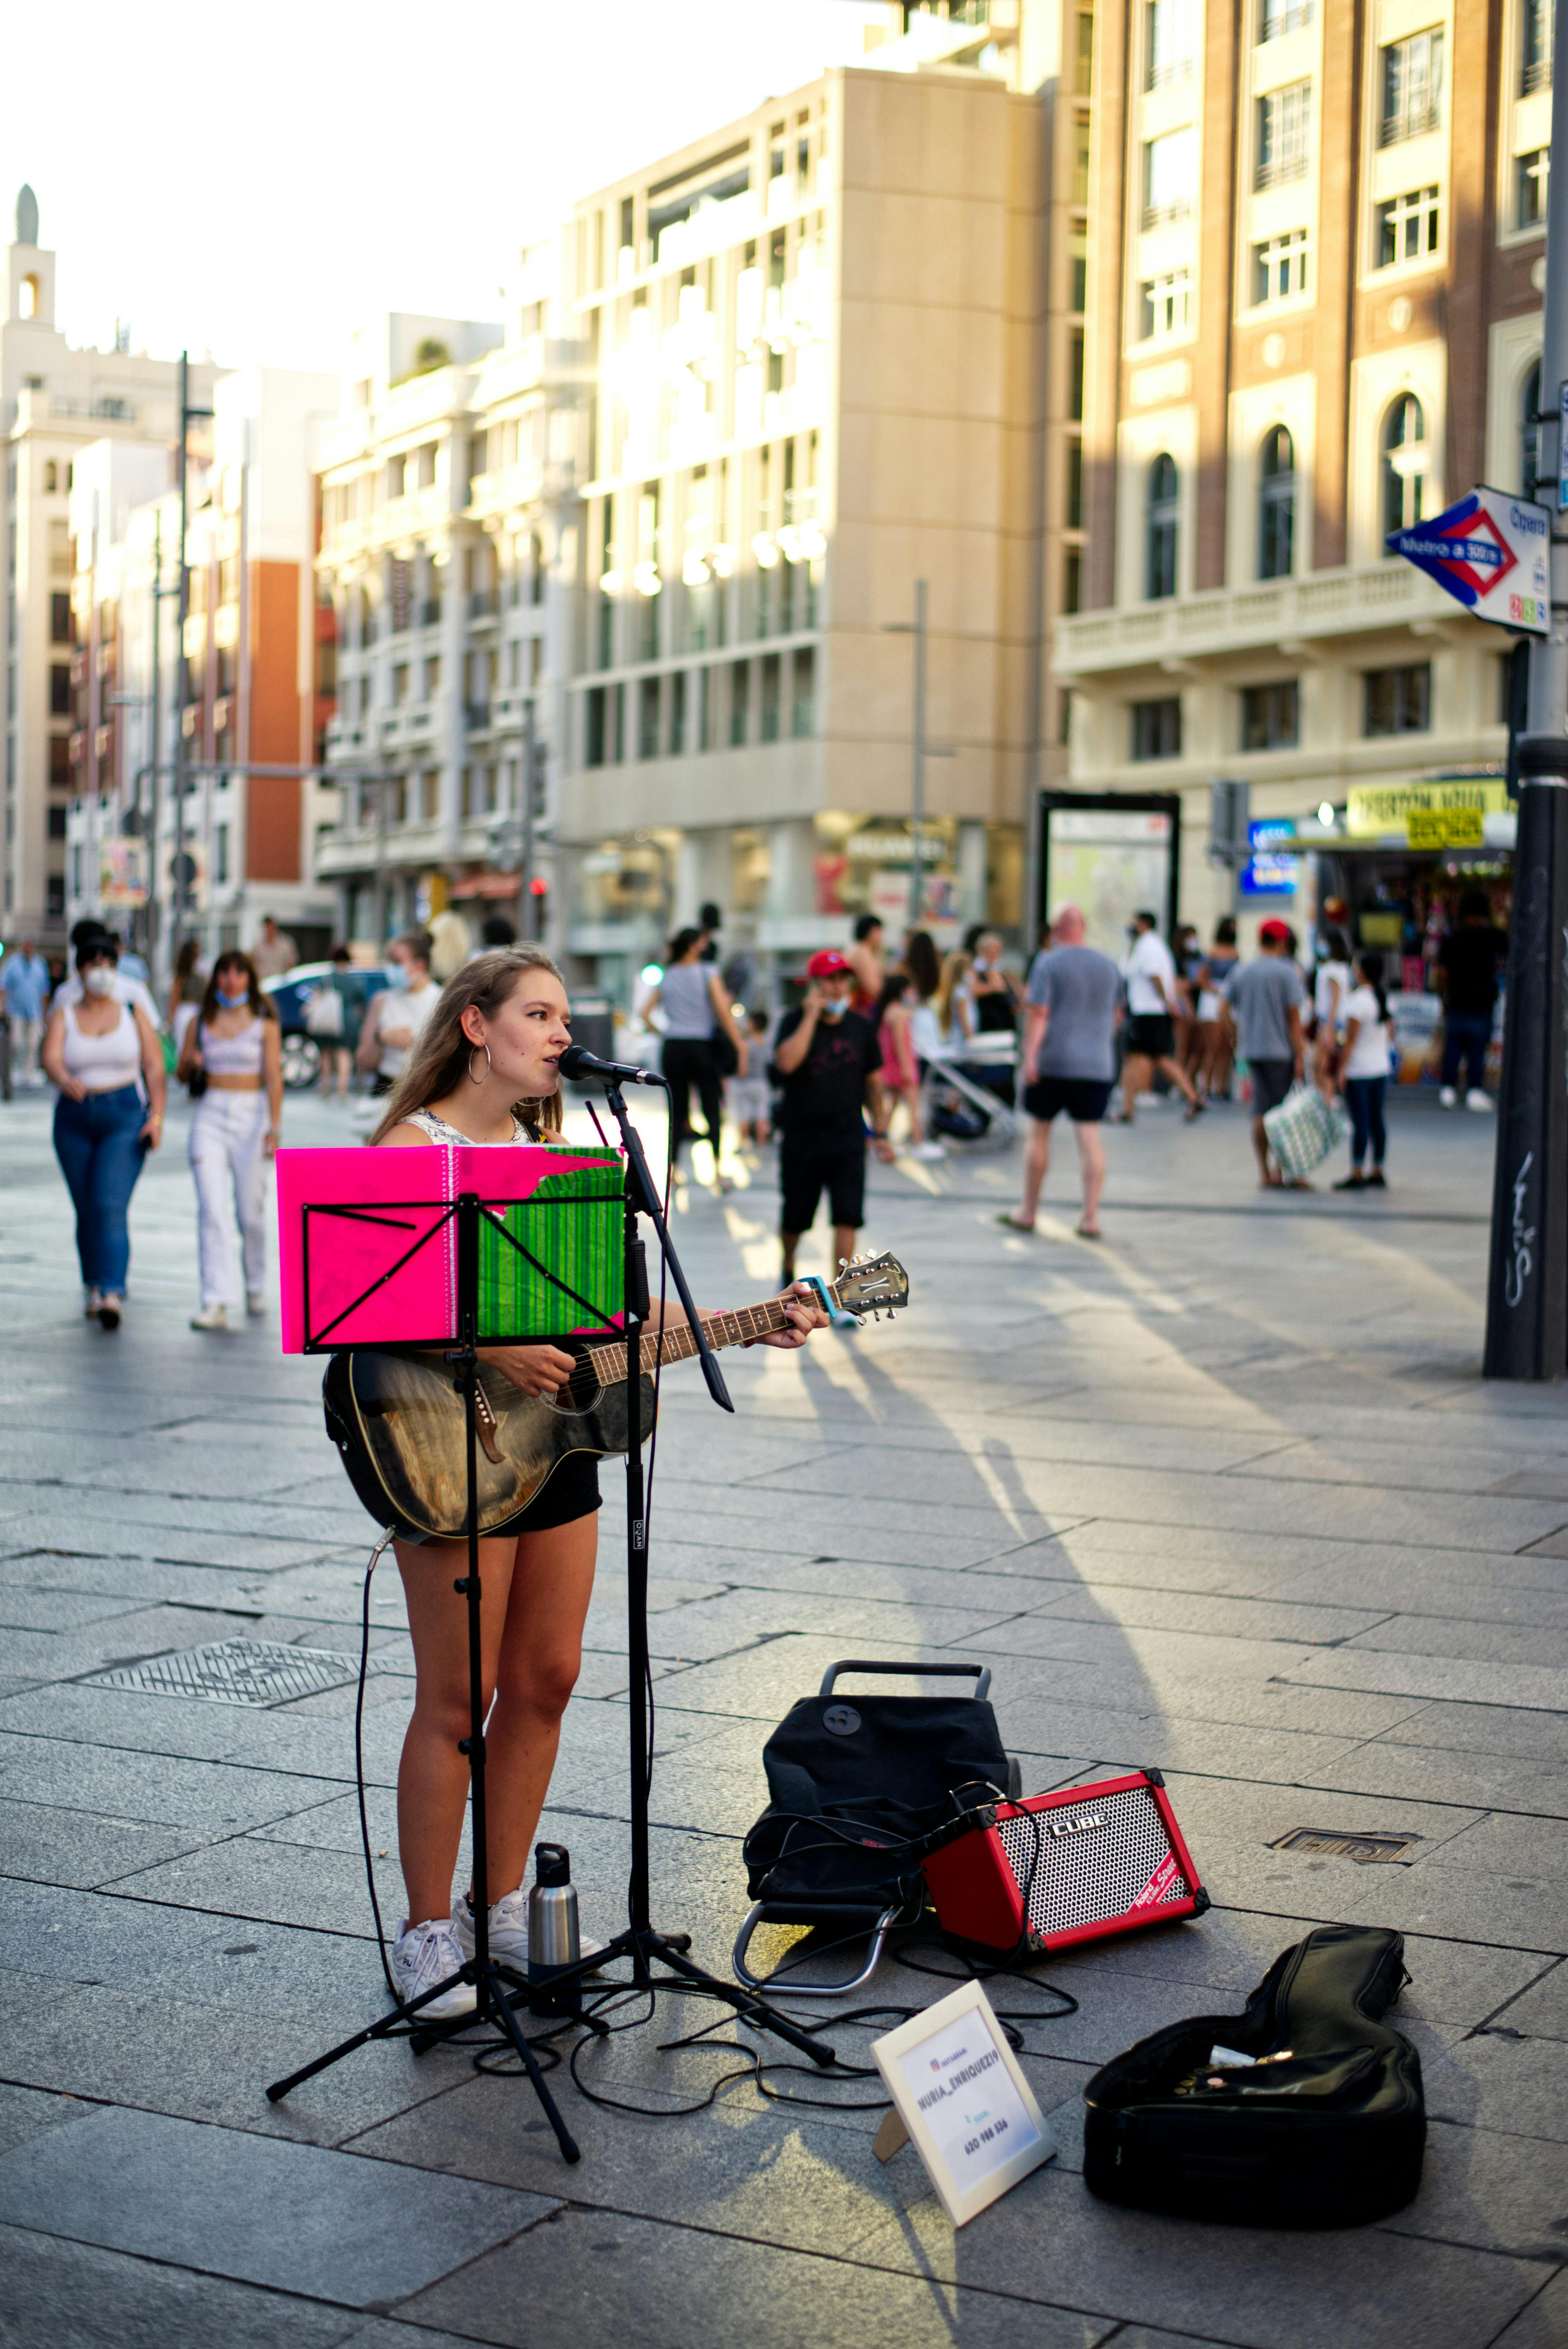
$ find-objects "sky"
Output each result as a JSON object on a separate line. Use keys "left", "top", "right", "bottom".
{"left": 1, "top": 0, "right": 886, "bottom": 380}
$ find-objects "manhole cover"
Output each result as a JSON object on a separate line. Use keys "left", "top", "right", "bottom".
{"left": 1270, "top": 1826, "right": 1419, "bottom": 1865}
{"left": 84, "top": 1637, "right": 362, "bottom": 1709}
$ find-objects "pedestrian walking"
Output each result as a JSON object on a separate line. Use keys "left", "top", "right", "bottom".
{"left": 1172, "top": 924, "right": 1204, "bottom": 1080}
{"left": 40, "top": 932, "right": 166, "bottom": 1329}
{"left": 59, "top": 923, "right": 161, "bottom": 1028}
{"left": 248, "top": 914, "right": 298, "bottom": 981}
{"left": 876, "top": 970, "right": 943, "bottom": 1159}
{"left": 998, "top": 904, "right": 1120, "bottom": 1240}
{"left": 643, "top": 925, "right": 748, "bottom": 1189}
{"left": 846, "top": 913, "right": 886, "bottom": 1024}
{"left": 968, "top": 931, "right": 1020, "bottom": 1036}
{"left": 1193, "top": 918, "right": 1239, "bottom": 1100}
{"left": 357, "top": 931, "right": 443, "bottom": 1098}
{"left": 0, "top": 937, "right": 51, "bottom": 1084}
{"left": 167, "top": 938, "right": 206, "bottom": 1063}
{"left": 1221, "top": 918, "right": 1308, "bottom": 1188}
{"left": 1118, "top": 911, "right": 1203, "bottom": 1121}
{"left": 934, "top": 949, "right": 975, "bottom": 1051}
{"left": 1311, "top": 925, "right": 1351, "bottom": 1097}
{"left": 178, "top": 950, "right": 284, "bottom": 1331}
{"left": 311, "top": 944, "right": 360, "bottom": 1099}
{"left": 1437, "top": 890, "right": 1505, "bottom": 1111}
{"left": 1334, "top": 951, "right": 1394, "bottom": 1192}
{"left": 726, "top": 1007, "right": 775, "bottom": 1148}
{"left": 773, "top": 948, "right": 894, "bottom": 1300}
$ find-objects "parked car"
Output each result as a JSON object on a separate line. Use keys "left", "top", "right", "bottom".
{"left": 262, "top": 962, "right": 396, "bottom": 1090}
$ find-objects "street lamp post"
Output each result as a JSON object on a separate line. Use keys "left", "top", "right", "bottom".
{"left": 170, "top": 352, "right": 214, "bottom": 974}
{"left": 1483, "top": 0, "right": 1568, "bottom": 1380}
{"left": 883, "top": 580, "right": 954, "bottom": 930}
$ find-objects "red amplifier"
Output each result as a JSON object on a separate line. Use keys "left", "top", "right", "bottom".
{"left": 921, "top": 1770, "right": 1207, "bottom": 1958}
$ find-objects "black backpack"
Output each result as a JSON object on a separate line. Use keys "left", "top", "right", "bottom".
{"left": 1083, "top": 1924, "right": 1425, "bottom": 2228}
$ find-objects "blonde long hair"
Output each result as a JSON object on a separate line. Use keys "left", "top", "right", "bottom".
{"left": 369, "top": 947, "right": 567, "bottom": 1145}
{"left": 935, "top": 949, "right": 972, "bottom": 1039}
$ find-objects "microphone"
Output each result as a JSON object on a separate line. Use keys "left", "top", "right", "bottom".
{"left": 557, "top": 1043, "right": 667, "bottom": 1088}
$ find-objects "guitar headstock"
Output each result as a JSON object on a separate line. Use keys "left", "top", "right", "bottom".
{"left": 831, "top": 1250, "right": 909, "bottom": 1318}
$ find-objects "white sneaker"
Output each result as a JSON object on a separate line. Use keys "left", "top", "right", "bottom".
{"left": 190, "top": 1303, "right": 230, "bottom": 1331}
{"left": 84, "top": 1288, "right": 102, "bottom": 1317}
{"left": 1466, "top": 1089, "right": 1494, "bottom": 1113}
{"left": 912, "top": 1141, "right": 946, "bottom": 1161}
{"left": 1439, "top": 1086, "right": 1457, "bottom": 1108}
{"left": 246, "top": 1292, "right": 266, "bottom": 1317}
{"left": 455, "top": 1885, "right": 606, "bottom": 1972}
{"left": 390, "top": 1916, "right": 476, "bottom": 2020}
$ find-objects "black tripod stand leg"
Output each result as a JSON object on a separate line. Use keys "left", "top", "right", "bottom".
{"left": 649, "top": 1936, "right": 838, "bottom": 2068}
{"left": 265, "top": 1966, "right": 475, "bottom": 2102}
{"left": 479, "top": 1966, "right": 580, "bottom": 2162}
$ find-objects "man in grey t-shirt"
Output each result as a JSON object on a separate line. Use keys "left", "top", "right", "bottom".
{"left": 998, "top": 905, "right": 1121, "bottom": 1239}
{"left": 1222, "top": 920, "right": 1307, "bottom": 1186}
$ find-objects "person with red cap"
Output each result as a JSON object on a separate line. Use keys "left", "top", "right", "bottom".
{"left": 1221, "top": 920, "right": 1308, "bottom": 1187}
{"left": 772, "top": 949, "right": 895, "bottom": 1298}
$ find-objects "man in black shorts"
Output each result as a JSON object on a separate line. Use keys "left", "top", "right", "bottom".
{"left": 1118, "top": 909, "right": 1202, "bottom": 1122}
{"left": 998, "top": 904, "right": 1120, "bottom": 1238}
{"left": 773, "top": 949, "right": 895, "bottom": 1293}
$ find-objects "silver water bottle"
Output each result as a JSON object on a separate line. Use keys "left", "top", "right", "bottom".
{"left": 527, "top": 1843, "right": 581, "bottom": 2010}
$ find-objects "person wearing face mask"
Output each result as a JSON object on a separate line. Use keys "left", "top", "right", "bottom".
{"left": 356, "top": 931, "right": 444, "bottom": 1099}
{"left": 41, "top": 935, "right": 167, "bottom": 1329}
{"left": 177, "top": 951, "right": 284, "bottom": 1332}
{"left": 772, "top": 949, "right": 895, "bottom": 1298}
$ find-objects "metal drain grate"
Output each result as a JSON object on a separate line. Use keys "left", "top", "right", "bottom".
{"left": 84, "top": 1637, "right": 362, "bottom": 1709}
{"left": 1270, "top": 1826, "right": 1419, "bottom": 1865}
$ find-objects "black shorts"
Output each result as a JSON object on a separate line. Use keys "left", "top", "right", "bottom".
{"left": 1249, "top": 1057, "right": 1296, "bottom": 1117}
{"left": 780, "top": 1144, "right": 865, "bottom": 1234}
{"left": 1023, "top": 1075, "right": 1114, "bottom": 1125}
{"left": 1125, "top": 1014, "right": 1176, "bottom": 1061}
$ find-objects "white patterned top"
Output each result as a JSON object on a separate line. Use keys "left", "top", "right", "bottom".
{"left": 398, "top": 1106, "right": 539, "bottom": 1146}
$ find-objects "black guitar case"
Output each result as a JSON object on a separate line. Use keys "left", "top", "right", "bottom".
{"left": 1082, "top": 1924, "right": 1425, "bottom": 2227}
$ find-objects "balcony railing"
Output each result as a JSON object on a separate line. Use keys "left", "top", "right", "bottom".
{"left": 1380, "top": 101, "right": 1441, "bottom": 145}
{"left": 468, "top": 587, "right": 501, "bottom": 619}
{"left": 1141, "top": 198, "right": 1192, "bottom": 228}
{"left": 1145, "top": 54, "right": 1194, "bottom": 87}
{"left": 465, "top": 702, "right": 492, "bottom": 732}
{"left": 419, "top": 597, "right": 442, "bottom": 628}
{"left": 1255, "top": 152, "right": 1310, "bottom": 188}
{"left": 1521, "top": 55, "right": 1552, "bottom": 92}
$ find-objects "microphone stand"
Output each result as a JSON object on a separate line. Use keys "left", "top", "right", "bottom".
{"left": 545, "top": 1078, "right": 836, "bottom": 2068}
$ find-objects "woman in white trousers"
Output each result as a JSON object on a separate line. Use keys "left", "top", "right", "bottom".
{"left": 177, "top": 950, "right": 284, "bottom": 1331}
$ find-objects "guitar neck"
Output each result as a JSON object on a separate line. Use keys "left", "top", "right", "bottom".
{"left": 584, "top": 1284, "right": 836, "bottom": 1386}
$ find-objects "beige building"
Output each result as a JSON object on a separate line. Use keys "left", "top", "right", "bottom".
{"left": 555, "top": 0, "right": 1094, "bottom": 995}
{"left": 1, "top": 186, "right": 220, "bottom": 941}
{"left": 1051, "top": 0, "right": 1547, "bottom": 960}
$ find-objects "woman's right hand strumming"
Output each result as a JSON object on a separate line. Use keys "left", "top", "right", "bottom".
{"left": 481, "top": 1343, "right": 577, "bottom": 1396}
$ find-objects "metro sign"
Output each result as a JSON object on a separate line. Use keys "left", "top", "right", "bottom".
{"left": 1387, "top": 486, "right": 1550, "bottom": 635}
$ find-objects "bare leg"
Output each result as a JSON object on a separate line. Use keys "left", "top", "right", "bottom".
{"left": 1006, "top": 1116, "right": 1051, "bottom": 1229}
{"left": 479, "top": 1512, "right": 599, "bottom": 1902}
{"left": 1251, "top": 1115, "right": 1277, "bottom": 1185}
{"left": 1157, "top": 1053, "right": 1199, "bottom": 1108}
{"left": 1074, "top": 1120, "right": 1106, "bottom": 1232}
{"left": 780, "top": 1230, "right": 801, "bottom": 1282}
{"left": 833, "top": 1222, "right": 857, "bottom": 1276}
{"left": 1122, "top": 1054, "right": 1150, "bottom": 1120}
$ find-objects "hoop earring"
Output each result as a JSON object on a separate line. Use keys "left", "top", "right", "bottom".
{"left": 468, "top": 1042, "right": 491, "bottom": 1085}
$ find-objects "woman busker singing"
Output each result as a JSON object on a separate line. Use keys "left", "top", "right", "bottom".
{"left": 369, "top": 947, "right": 828, "bottom": 2017}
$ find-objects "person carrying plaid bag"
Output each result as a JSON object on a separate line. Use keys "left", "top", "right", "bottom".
{"left": 1221, "top": 921, "right": 1310, "bottom": 1188}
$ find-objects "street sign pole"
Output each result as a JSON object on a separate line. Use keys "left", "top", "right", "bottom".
{"left": 1484, "top": 0, "right": 1568, "bottom": 1379}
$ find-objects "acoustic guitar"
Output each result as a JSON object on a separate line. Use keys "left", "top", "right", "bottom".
{"left": 323, "top": 1251, "right": 910, "bottom": 1542}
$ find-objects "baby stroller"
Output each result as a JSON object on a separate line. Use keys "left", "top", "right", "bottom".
{"left": 923, "top": 1037, "right": 1019, "bottom": 1150}
{"left": 734, "top": 1660, "right": 1023, "bottom": 1997}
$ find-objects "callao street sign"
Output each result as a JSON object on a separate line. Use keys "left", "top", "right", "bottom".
{"left": 1385, "top": 486, "right": 1550, "bottom": 634}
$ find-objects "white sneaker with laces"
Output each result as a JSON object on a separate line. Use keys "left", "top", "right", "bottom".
{"left": 190, "top": 1303, "right": 230, "bottom": 1331}
{"left": 246, "top": 1292, "right": 266, "bottom": 1317}
{"left": 1439, "top": 1086, "right": 1457, "bottom": 1108}
{"left": 912, "top": 1141, "right": 946, "bottom": 1161}
{"left": 1466, "top": 1089, "right": 1494, "bottom": 1113}
{"left": 390, "top": 1916, "right": 475, "bottom": 2019}
{"left": 456, "top": 1885, "right": 606, "bottom": 1972}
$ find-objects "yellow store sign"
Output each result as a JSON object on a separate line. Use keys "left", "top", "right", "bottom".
{"left": 1346, "top": 779, "right": 1511, "bottom": 844}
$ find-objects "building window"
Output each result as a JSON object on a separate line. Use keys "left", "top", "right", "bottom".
{"left": 49, "top": 665, "right": 70, "bottom": 716}
{"left": 1522, "top": 362, "right": 1543, "bottom": 504}
{"left": 1070, "top": 239, "right": 1087, "bottom": 313}
{"left": 1068, "top": 333, "right": 1085, "bottom": 421}
{"left": 1145, "top": 0, "right": 1193, "bottom": 86}
{"left": 1378, "top": 185, "right": 1440, "bottom": 266}
{"left": 1241, "top": 679, "right": 1299, "bottom": 749}
{"left": 730, "top": 660, "right": 750, "bottom": 746}
{"left": 1259, "top": 425, "right": 1296, "bottom": 578}
{"left": 760, "top": 652, "right": 781, "bottom": 742}
{"left": 1255, "top": 82, "right": 1311, "bottom": 188}
{"left": 1139, "top": 270, "right": 1192, "bottom": 341}
{"left": 214, "top": 825, "right": 229, "bottom": 885}
{"left": 1260, "top": 0, "right": 1314, "bottom": 35}
{"left": 1381, "top": 394, "right": 1428, "bottom": 535}
{"left": 792, "top": 646, "right": 815, "bottom": 737}
{"left": 585, "top": 686, "right": 606, "bottom": 768}
{"left": 1143, "top": 128, "right": 1196, "bottom": 226}
{"left": 1131, "top": 696, "right": 1182, "bottom": 760}
{"left": 1517, "top": 149, "right": 1550, "bottom": 230}
{"left": 47, "top": 804, "right": 67, "bottom": 840}
{"left": 1146, "top": 454, "right": 1179, "bottom": 600}
{"left": 1066, "top": 439, "right": 1083, "bottom": 529}
{"left": 50, "top": 593, "right": 71, "bottom": 644}
{"left": 1381, "top": 28, "right": 1443, "bottom": 145}
{"left": 1254, "top": 228, "right": 1309, "bottom": 303}
{"left": 1063, "top": 547, "right": 1083, "bottom": 613}
{"left": 1076, "top": 9, "right": 1095, "bottom": 92}
{"left": 1073, "top": 113, "right": 1091, "bottom": 206}
{"left": 698, "top": 665, "right": 713, "bottom": 752}
{"left": 42, "top": 461, "right": 56, "bottom": 494}
{"left": 1522, "top": 0, "right": 1553, "bottom": 90}
{"left": 1364, "top": 662, "right": 1431, "bottom": 735}
{"left": 638, "top": 676, "right": 660, "bottom": 759}
{"left": 669, "top": 668, "right": 687, "bottom": 755}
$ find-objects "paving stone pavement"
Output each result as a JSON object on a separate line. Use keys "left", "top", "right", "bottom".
{"left": 0, "top": 1079, "right": 1564, "bottom": 2348}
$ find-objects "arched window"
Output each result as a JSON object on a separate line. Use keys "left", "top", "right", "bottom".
{"left": 1259, "top": 425, "right": 1296, "bottom": 578}
{"left": 1382, "top": 394, "right": 1427, "bottom": 537}
{"left": 19, "top": 273, "right": 39, "bottom": 320}
{"left": 42, "top": 461, "right": 56, "bottom": 494}
{"left": 1522, "top": 362, "right": 1542, "bottom": 504}
{"left": 1147, "top": 453, "right": 1179, "bottom": 599}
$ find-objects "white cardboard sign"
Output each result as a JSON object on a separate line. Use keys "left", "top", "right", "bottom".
{"left": 871, "top": 1979, "right": 1056, "bottom": 2226}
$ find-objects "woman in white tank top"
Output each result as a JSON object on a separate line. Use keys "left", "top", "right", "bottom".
{"left": 41, "top": 934, "right": 166, "bottom": 1329}
{"left": 176, "top": 950, "right": 284, "bottom": 1331}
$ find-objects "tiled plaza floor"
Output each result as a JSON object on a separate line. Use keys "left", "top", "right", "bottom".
{"left": 0, "top": 1079, "right": 1563, "bottom": 2348}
